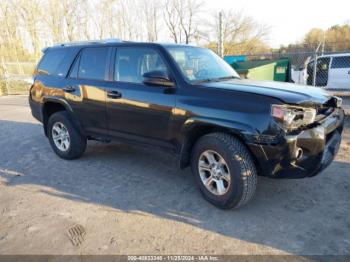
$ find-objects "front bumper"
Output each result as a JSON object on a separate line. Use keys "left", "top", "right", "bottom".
{"left": 248, "top": 108, "right": 345, "bottom": 178}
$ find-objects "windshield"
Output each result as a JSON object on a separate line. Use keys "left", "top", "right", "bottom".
{"left": 165, "top": 46, "right": 240, "bottom": 84}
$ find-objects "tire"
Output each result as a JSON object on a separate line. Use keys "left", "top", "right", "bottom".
{"left": 191, "top": 132, "right": 257, "bottom": 209}
{"left": 47, "top": 111, "right": 87, "bottom": 160}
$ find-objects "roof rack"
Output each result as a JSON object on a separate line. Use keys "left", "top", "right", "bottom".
{"left": 53, "top": 38, "right": 124, "bottom": 47}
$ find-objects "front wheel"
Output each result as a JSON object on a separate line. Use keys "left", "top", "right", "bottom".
{"left": 47, "top": 111, "right": 87, "bottom": 160}
{"left": 191, "top": 132, "right": 257, "bottom": 209}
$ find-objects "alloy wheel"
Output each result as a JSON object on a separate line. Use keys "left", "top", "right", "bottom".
{"left": 52, "top": 122, "right": 70, "bottom": 152}
{"left": 198, "top": 150, "right": 231, "bottom": 196}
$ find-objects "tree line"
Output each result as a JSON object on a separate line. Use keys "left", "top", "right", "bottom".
{"left": 0, "top": 0, "right": 270, "bottom": 62}
{"left": 2, "top": 0, "right": 348, "bottom": 65}
{"left": 279, "top": 24, "right": 350, "bottom": 54}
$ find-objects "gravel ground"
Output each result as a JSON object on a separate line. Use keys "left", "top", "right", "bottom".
{"left": 0, "top": 95, "right": 349, "bottom": 256}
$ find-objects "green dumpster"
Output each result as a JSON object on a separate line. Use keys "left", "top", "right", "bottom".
{"left": 230, "top": 59, "right": 291, "bottom": 82}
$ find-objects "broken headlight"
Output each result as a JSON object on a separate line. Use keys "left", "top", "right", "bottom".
{"left": 271, "top": 104, "right": 316, "bottom": 130}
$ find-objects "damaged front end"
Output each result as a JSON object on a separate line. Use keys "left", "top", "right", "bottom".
{"left": 247, "top": 96, "right": 345, "bottom": 178}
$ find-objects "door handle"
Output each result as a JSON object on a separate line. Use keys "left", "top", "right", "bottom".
{"left": 63, "top": 86, "right": 76, "bottom": 93}
{"left": 107, "top": 90, "right": 122, "bottom": 99}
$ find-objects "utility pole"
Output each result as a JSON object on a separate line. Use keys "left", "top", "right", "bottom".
{"left": 321, "top": 31, "right": 326, "bottom": 55}
{"left": 218, "top": 11, "right": 224, "bottom": 58}
{"left": 312, "top": 42, "right": 322, "bottom": 87}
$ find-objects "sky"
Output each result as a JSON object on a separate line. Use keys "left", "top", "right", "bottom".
{"left": 205, "top": 0, "right": 350, "bottom": 47}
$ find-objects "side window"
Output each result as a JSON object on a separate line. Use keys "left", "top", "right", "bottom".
{"left": 78, "top": 47, "right": 110, "bottom": 81}
{"left": 331, "top": 56, "right": 350, "bottom": 69}
{"left": 115, "top": 48, "right": 167, "bottom": 83}
{"left": 37, "top": 48, "right": 77, "bottom": 77}
{"left": 317, "top": 57, "right": 330, "bottom": 72}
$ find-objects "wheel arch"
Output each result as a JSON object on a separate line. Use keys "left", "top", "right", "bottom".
{"left": 42, "top": 97, "right": 84, "bottom": 137}
{"left": 178, "top": 117, "right": 257, "bottom": 169}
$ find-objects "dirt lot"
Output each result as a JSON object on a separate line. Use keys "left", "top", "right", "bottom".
{"left": 0, "top": 95, "right": 349, "bottom": 256}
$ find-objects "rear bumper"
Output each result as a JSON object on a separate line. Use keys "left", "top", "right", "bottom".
{"left": 29, "top": 95, "right": 43, "bottom": 123}
{"left": 248, "top": 108, "right": 345, "bottom": 178}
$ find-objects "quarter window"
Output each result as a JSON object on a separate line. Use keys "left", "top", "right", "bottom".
{"left": 115, "top": 48, "right": 167, "bottom": 83}
{"left": 78, "top": 47, "right": 110, "bottom": 81}
{"left": 37, "top": 48, "right": 77, "bottom": 77}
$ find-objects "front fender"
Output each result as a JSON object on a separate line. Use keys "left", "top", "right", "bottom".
{"left": 181, "top": 116, "right": 257, "bottom": 139}
{"left": 177, "top": 116, "right": 258, "bottom": 169}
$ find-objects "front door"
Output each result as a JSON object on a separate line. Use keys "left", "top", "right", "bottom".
{"left": 106, "top": 46, "right": 176, "bottom": 148}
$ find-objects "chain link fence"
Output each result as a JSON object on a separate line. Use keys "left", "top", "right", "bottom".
{"left": 227, "top": 41, "right": 350, "bottom": 92}
{"left": 0, "top": 61, "right": 36, "bottom": 96}
{"left": 239, "top": 51, "right": 350, "bottom": 91}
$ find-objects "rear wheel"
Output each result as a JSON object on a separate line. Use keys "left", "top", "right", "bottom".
{"left": 191, "top": 132, "right": 257, "bottom": 209}
{"left": 47, "top": 111, "right": 87, "bottom": 160}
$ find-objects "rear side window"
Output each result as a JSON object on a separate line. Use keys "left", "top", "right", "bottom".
{"left": 37, "top": 48, "right": 78, "bottom": 77}
{"left": 78, "top": 47, "right": 110, "bottom": 81}
{"left": 331, "top": 56, "right": 350, "bottom": 69}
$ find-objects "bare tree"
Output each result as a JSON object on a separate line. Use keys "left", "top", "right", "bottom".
{"left": 207, "top": 10, "right": 270, "bottom": 55}
{"left": 114, "top": 0, "right": 144, "bottom": 41}
{"left": 0, "top": 0, "right": 24, "bottom": 67}
{"left": 177, "top": 0, "right": 203, "bottom": 44}
{"left": 163, "top": 0, "right": 182, "bottom": 43}
{"left": 142, "top": 0, "right": 160, "bottom": 42}
{"left": 0, "top": 0, "right": 271, "bottom": 66}
{"left": 61, "top": 0, "right": 82, "bottom": 42}
{"left": 163, "top": 0, "right": 203, "bottom": 44}
{"left": 40, "top": 0, "right": 66, "bottom": 43}
{"left": 16, "top": 0, "right": 42, "bottom": 59}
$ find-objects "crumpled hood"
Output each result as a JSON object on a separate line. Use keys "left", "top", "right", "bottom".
{"left": 203, "top": 79, "right": 332, "bottom": 106}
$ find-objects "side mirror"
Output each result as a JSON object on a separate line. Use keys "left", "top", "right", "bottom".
{"left": 143, "top": 71, "right": 174, "bottom": 87}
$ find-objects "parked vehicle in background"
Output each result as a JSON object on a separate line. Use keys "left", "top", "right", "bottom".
{"left": 306, "top": 53, "right": 350, "bottom": 90}
{"left": 29, "top": 40, "right": 345, "bottom": 209}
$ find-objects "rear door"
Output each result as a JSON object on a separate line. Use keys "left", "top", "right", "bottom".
{"left": 328, "top": 55, "right": 350, "bottom": 90}
{"left": 106, "top": 46, "right": 176, "bottom": 148}
{"left": 65, "top": 47, "right": 113, "bottom": 135}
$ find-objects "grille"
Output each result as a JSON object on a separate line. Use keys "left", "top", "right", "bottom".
{"left": 252, "top": 134, "right": 283, "bottom": 145}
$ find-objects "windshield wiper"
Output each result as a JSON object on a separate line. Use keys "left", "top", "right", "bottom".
{"left": 192, "top": 78, "right": 214, "bottom": 84}
{"left": 192, "top": 75, "right": 240, "bottom": 85}
{"left": 215, "top": 75, "right": 240, "bottom": 81}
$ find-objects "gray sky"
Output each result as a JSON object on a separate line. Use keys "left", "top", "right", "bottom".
{"left": 206, "top": 0, "right": 350, "bottom": 47}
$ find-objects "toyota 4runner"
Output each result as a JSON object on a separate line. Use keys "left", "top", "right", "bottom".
{"left": 29, "top": 40, "right": 345, "bottom": 209}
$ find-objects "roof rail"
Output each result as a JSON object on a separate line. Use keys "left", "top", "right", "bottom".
{"left": 53, "top": 38, "right": 124, "bottom": 47}
{"left": 103, "top": 38, "right": 125, "bottom": 43}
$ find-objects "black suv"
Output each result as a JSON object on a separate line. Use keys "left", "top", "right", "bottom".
{"left": 29, "top": 40, "right": 345, "bottom": 209}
